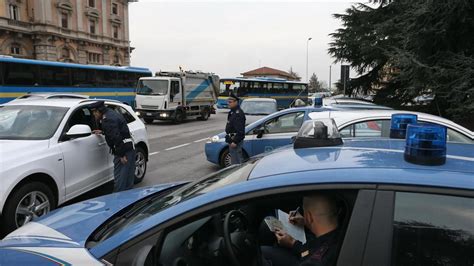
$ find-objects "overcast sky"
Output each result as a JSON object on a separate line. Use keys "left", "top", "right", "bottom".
{"left": 129, "top": 0, "right": 356, "bottom": 87}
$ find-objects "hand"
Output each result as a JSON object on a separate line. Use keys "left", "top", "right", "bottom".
{"left": 92, "top": 130, "right": 102, "bottom": 135}
{"left": 229, "top": 142, "right": 237, "bottom": 148}
{"left": 289, "top": 212, "right": 305, "bottom": 226}
{"left": 120, "top": 156, "right": 128, "bottom": 165}
{"left": 274, "top": 228, "right": 296, "bottom": 248}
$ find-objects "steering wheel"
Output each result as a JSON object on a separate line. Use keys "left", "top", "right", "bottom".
{"left": 223, "top": 210, "right": 260, "bottom": 266}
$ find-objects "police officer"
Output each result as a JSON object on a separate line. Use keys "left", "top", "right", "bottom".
{"left": 89, "top": 101, "right": 136, "bottom": 192}
{"left": 225, "top": 93, "right": 246, "bottom": 165}
{"left": 262, "top": 193, "right": 340, "bottom": 266}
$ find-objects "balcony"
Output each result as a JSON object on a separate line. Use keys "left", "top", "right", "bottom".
{"left": 7, "top": 19, "right": 31, "bottom": 29}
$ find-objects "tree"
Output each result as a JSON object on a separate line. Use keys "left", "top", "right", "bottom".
{"left": 329, "top": 0, "right": 474, "bottom": 128}
{"left": 288, "top": 67, "right": 302, "bottom": 81}
{"left": 309, "top": 73, "right": 326, "bottom": 93}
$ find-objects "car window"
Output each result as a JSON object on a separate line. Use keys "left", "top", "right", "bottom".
{"left": 108, "top": 105, "right": 136, "bottom": 124}
{"left": 391, "top": 192, "right": 474, "bottom": 266}
{"left": 419, "top": 122, "right": 472, "bottom": 144}
{"left": 264, "top": 112, "right": 305, "bottom": 134}
{"left": 340, "top": 120, "right": 391, "bottom": 138}
{"left": 65, "top": 107, "right": 96, "bottom": 132}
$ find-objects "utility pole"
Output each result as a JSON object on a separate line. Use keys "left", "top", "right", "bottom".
{"left": 306, "top": 37, "right": 312, "bottom": 82}
{"left": 329, "top": 65, "right": 332, "bottom": 92}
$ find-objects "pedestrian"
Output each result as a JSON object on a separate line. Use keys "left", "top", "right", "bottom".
{"left": 225, "top": 92, "right": 246, "bottom": 165}
{"left": 89, "top": 101, "right": 136, "bottom": 192}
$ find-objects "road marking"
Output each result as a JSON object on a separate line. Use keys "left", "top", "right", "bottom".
{"left": 165, "top": 143, "right": 191, "bottom": 151}
{"left": 194, "top": 138, "right": 208, "bottom": 143}
{"left": 149, "top": 152, "right": 160, "bottom": 156}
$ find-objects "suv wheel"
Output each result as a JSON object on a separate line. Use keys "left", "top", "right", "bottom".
{"left": 2, "top": 182, "right": 56, "bottom": 234}
{"left": 134, "top": 146, "right": 147, "bottom": 184}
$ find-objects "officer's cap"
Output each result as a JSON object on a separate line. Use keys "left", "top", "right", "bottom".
{"left": 228, "top": 92, "right": 240, "bottom": 102}
{"left": 89, "top": 100, "right": 106, "bottom": 112}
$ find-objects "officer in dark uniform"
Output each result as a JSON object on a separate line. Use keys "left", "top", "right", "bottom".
{"left": 262, "top": 193, "right": 340, "bottom": 266}
{"left": 225, "top": 92, "right": 246, "bottom": 165}
{"left": 89, "top": 101, "right": 136, "bottom": 192}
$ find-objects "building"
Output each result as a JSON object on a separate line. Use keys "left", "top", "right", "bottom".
{"left": 0, "top": 0, "right": 135, "bottom": 66}
{"left": 241, "top": 66, "right": 300, "bottom": 81}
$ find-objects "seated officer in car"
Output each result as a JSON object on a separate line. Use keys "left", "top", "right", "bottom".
{"left": 262, "top": 193, "right": 340, "bottom": 266}
{"left": 89, "top": 101, "right": 136, "bottom": 192}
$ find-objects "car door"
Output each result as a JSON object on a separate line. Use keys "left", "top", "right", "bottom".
{"left": 108, "top": 185, "right": 376, "bottom": 266}
{"left": 249, "top": 111, "right": 306, "bottom": 155}
{"left": 361, "top": 188, "right": 474, "bottom": 265}
{"left": 58, "top": 106, "right": 112, "bottom": 200}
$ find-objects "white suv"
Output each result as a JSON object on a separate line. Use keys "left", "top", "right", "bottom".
{"left": 0, "top": 98, "right": 149, "bottom": 234}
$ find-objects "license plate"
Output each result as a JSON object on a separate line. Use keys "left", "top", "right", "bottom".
{"left": 146, "top": 113, "right": 153, "bottom": 116}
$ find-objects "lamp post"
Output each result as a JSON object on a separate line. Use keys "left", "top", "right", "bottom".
{"left": 306, "top": 37, "right": 312, "bottom": 82}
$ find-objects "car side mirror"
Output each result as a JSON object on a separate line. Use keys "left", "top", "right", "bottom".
{"left": 254, "top": 128, "right": 265, "bottom": 139}
{"left": 66, "top": 124, "right": 92, "bottom": 139}
{"left": 291, "top": 135, "right": 297, "bottom": 143}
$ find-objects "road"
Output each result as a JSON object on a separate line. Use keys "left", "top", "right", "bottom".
{"left": 138, "top": 110, "right": 228, "bottom": 186}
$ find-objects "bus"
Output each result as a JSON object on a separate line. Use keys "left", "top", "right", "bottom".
{"left": 217, "top": 77, "right": 308, "bottom": 109}
{"left": 0, "top": 56, "right": 152, "bottom": 105}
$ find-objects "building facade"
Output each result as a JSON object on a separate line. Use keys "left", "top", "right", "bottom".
{"left": 0, "top": 0, "right": 135, "bottom": 66}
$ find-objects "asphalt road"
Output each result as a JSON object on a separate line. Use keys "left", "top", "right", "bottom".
{"left": 138, "top": 109, "right": 228, "bottom": 186}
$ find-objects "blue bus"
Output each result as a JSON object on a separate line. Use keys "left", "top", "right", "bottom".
{"left": 217, "top": 77, "right": 308, "bottom": 109}
{"left": 0, "top": 57, "right": 152, "bottom": 105}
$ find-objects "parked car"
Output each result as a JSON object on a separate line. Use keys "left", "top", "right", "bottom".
{"left": 309, "top": 109, "right": 473, "bottom": 143}
{"left": 1, "top": 122, "right": 473, "bottom": 265}
{"left": 316, "top": 96, "right": 392, "bottom": 110}
{"left": 240, "top": 98, "right": 278, "bottom": 124}
{"left": 12, "top": 93, "right": 90, "bottom": 101}
{"left": 0, "top": 98, "right": 149, "bottom": 234}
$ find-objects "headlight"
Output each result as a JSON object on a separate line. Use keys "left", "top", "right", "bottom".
{"left": 135, "top": 111, "right": 141, "bottom": 117}
{"left": 209, "top": 135, "right": 220, "bottom": 143}
{"left": 160, "top": 113, "right": 169, "bottom": 118}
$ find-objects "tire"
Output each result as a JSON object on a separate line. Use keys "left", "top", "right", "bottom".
{"left": 134, "top": 146, "right": 147, "bottom": 184}
{"left": 2, "top": 182, "right": 56, "bottom": 234}
{"left": 219, "top": 149, "right": 232, "bottom": 168}
{"left": 174, "top": 110, "right": 184, "bottom": 124}
{"left": 199, "top": 108, "right": 210, "bottom": 121}
{"left": 144, "top": 118, "right": 154, "bottom": 124}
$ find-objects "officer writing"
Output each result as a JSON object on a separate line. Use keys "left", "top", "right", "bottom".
{"left": 89, "top": 101, "right": 136, "bottom": 192}
{"left": 262, "top": 193, "right": 340, "bottom": 266}
{"left": 225, "top": 93, "right": 246, "bottom": 165}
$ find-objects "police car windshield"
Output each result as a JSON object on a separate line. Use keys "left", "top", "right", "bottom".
{"left": 137, "top": 80, "right": 169, "bottom": 95}
{"left": 0, "top": 105, "right": 68, "bottom": 140}
{"left": 92, "top": 159, "right": 258, "bottom": 243}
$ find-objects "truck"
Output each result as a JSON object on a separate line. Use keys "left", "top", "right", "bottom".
{"left": 135, "top": 71, "right": 220, "bottom": 124}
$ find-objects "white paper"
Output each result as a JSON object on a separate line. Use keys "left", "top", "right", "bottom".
{"left": 277, "top": 209, "right": 307, "bottom": 244}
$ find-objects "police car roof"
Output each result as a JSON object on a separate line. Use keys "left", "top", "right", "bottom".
{"left": 248, "top": 139, "right": 474, "bottom": 189}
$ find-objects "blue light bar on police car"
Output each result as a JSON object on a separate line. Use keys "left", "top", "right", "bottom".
{"left": 390, "top": 113, "right": 418, "bottom": 139}
{"left": 314, "top": 97, "right": 323, "bottom": 107}
{"left": 294, "top": 119, "right": 343, "bottom": 149}
{"left": 404, "top": 124, "right": 447, "bottom": 166}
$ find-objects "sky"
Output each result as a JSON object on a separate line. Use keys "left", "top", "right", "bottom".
{"left": 129, "top": 0, "right": 357, "bottom": 87}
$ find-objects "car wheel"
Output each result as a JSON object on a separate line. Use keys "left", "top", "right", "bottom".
{"left": 2, "top": 182, "right": 55, "bottom": 233}
{"left": 174, "top": 110, "right": 184, "bottom": 124}
{"left": 198, "top": 108, "right": 210, "bottom": 121}
{"left": 134, "top": 147, "right": 147, "bottom": 184}
{"left": 219, "top": 149, "right": 232, "bottom": 168}
{"left": 144, "top": 118, "right": 154, "bottom": 124}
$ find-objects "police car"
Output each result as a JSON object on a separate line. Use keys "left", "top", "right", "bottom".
{"left": 1, "top": 117, "right": 473, "bottom": 265}
{"left": 0, "top": 97, "right": 149, "bottom": 235}
{"left": 206, "top": 106, "right": 473, "bottom": 168}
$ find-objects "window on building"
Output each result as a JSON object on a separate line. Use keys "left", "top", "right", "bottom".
{"left": 9, "top": 4, "right": 19, "bottom": 21}
{"left": 112, "top": 3, "right": 118, "bottom": 15}
{"left": 88, "top": 52, "right": 102, "bottom": 64}
{"left": 61, "top": 12, "right": 69, "bottom": 28}
{"left": 89, "top": 20, "right": 96, "bottom": 34}
{"left": 61, "top": 48, "right": 70, "bottom": 59}
{"left": 113, "top": 25, "right": 119, "bottom": 39}
{"left": 113, "top": 54, "right": 120, "bottom": 64}
{"left": 10, "top": 45, "right": 21, "bottom": 55}
{"left": 88, "top": 0, "right": 95, "bottom": 8}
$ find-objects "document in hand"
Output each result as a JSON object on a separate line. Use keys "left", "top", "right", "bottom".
{"left": 264, "top": 209, "right": 307, "bottom": 244}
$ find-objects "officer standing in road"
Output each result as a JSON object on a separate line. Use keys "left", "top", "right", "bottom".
{"left": 89, "top": 101, "right": 136, "bottom": 192}
{"left": 225, "top": 93, "right": 246, "bottom": 164}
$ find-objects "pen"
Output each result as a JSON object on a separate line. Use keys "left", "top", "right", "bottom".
{"left": 290, "top": 206, "right": 300, "bottom": 218}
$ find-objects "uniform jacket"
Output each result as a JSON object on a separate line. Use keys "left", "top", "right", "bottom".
{"left": 101, "top": 108, "right": 134, "bottom": 157}
{"left": 225, "top": 106, "right": 246, "bottom": 144}
{"left": 291, "top": 228, "right": 340, "bottom": 266}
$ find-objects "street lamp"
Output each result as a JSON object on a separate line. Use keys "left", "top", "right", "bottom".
{"left": 306, "top": 37, "right": 312, "bottom": 82}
